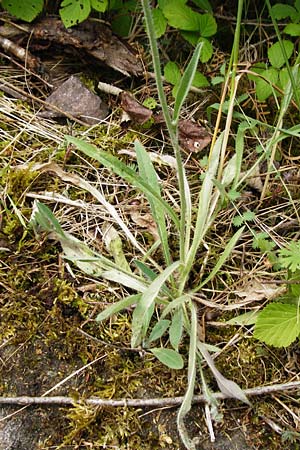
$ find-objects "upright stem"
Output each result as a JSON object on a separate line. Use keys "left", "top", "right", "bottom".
{"left": 141, "top": 0, "right": 187, "bottom": 263}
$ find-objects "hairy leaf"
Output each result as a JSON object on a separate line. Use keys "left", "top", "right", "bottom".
{"left": 254, "top": 303, "right": 300, "bottom": 347}
{"left": 150, "top": 348, "right": 184, "bottom": 369}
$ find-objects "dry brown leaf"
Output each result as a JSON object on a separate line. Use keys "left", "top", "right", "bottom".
{"left": 235, "top": 279, "right": 286, "bottom": 303}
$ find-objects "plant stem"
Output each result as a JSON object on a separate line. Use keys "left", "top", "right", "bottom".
{"left": 141, "top": 0, "right": 187, "bottom": 263}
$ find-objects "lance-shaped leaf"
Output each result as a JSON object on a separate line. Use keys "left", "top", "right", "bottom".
{"left": 131, "top": 261, "right": 180, "bottom": 348}
{"left": 66, "top": 136, "right": 180, "bottom": 229}
{"left": 197, "top": 342, "right": 251, "bottom": 406}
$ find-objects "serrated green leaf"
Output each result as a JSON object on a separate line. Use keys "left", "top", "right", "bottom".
{"left": 91, "top": 0, "right": 108, "bottom": 12}
{"left": 152, "top": 7, "right": 167, "bottom": 38}
{"left": 192, "top": 71, "right": 209, "bottom": 87}
{"left": 198, "top": 13, "right": 217, "bottom": 37}
{"left": 60, "top": 0, "right": 91, "bottom": 27}
{"left": 181, "top": 30, "right": 200, "bottom": 46}
{"left": 284, "top": 23, "right": 300, "bottom": 37}
{"left": 148, "top": 319, "right": 171, "bottom": 343}
{"left": 164, "top": 62, "right": 181, "bottom": 86}
{"left": 242, "top": 210, "right": 256, "bottom": 222}
{"left": 279, "top": 241, "right": 300, "bottom": 272}
{"left": 232, "top": 215, "right": 244, "bottom": 227}
{"left": 169, "top": 308, "right": 183, "bottom": 351}
{"left": 198, "top": 37, "right": 213, "bottom": 62}
{"left": 162, "top": 2, "right": 200, "bottom": 31}
{"left": 254, "top": 303, "right": 300, "bottom": 347}
{"left": 2, "top": 0, "right": 43, "bottom": 22}
{"left": 151, "top": 348, "right": 184, "bottom": 369}
{"left": 143, "top": 97, "right": 157, "bottom": 109}
{"left": 191, "top": 0, "right": 212, "bottom": 13}
{"left": 268, "top": 40, "right": 294, "bottom": 69}
{"left": 271, "top": 4, "right": 298, "bottom": 20}
{"left": 255, "top": 68, "right": 278, "bottom": 101}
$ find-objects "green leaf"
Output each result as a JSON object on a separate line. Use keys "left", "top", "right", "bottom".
{"left": 162, "top": 1, "right": 200, "bottom": 31}
{"left": 112, "top": 14, "right": 133, "bottom": 37}
{"left": 131, "top": 261, "right": 180, "bottom": 347}
{"left": 181, "top": 30, "right": 200, "bottom": 46}
{"left": 164, "top": 61, "right": 181, "bottom": 86}
{"left": 271, "top": 4, "right": 298, "bottom": 20}
{"left": 177, "top": 301, "right": 198, "bottom": 448}
{"left": 91, "top": 0, "right": 108, "bottom": 11}
{"left": 65, "top": 136, "right": 180, "bottom": 229}
{"left": 152, "top": 7, "right": 167, "bottom": 38}
{"left": 148, "top": 319, "right": 171, "bottom": 343}
{"left": 197, "top": 13, "right": 217, "bottom": 37}
{"left": 284, "top": 23, "right": 300, "bottom": 37}
{"left": 191, "top": 0, "right": 212, "bottom": 13}
{"left": 268, "top": 40, "right": 294, "bottom": 69}
{"left": 279, "top": 67, "right": 290, "bottom": 90}
{"left": 150, "top": 348, "right": 184, "bottom": 369}
{"left": 96, "top": 294, "right": 141, "bottom": 322}
{"left": 279, "top": 241, "right": 300, "bottom": 272}
{"left": 192, "top": 71, "right": 209, "bottom": 87}
{"left": 103, "top": 224, "right": 131, "bottom": 272}
{"left": 30, "top": 201, "right": 64, "bottom": 237}
{"left": 2, "top": 0, "right": 43, "bottom": 22}
{"left": 169, "top": 308, "right": 183, "bottom": 351}
{"left": 198, "top": 37, "right": 213, "bottom": 62}
{"left": 173, "top": 41, "right": 203, "bottom": 123}
{"left": 134, "top": 139, "right": 171, "bottom": 265}
{"left": 254, "top": 303, "right": 300, "bottom": 347}
{"left": 143, "top": 97, "right": 157, "bottom": 109}
{"left": 255, "top": 68, "right": 278, "bottom": 101}
{"left": 242, "top": 210, "right": 256, "bottom": 222}
{"left": 60, "top": 0, "right": 91, "bottom": 27}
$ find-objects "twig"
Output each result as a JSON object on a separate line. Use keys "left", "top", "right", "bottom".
{"left": 0, "top": 381, "right": 299, "bottom": 407}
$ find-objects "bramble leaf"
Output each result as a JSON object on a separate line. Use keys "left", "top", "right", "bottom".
{"left": 279, "top": 241, "right": 300, "bottom": 272}
{"left": 254, "top": 303, "right": 300, "bottom": 347}
{"left": 2, "top": 0, "right": 43, "bottom": 22}
{"left": 60, "top": 0, "right": 91, "bottom": 27}
{"left": 268, "top": 40, "right": 294, "bottom": 69}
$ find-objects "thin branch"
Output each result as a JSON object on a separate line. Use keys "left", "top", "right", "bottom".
{"left": 0, "top": 381, "right": 299, "bottom": 407}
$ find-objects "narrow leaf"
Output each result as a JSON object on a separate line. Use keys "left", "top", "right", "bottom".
{"left": 96, "top": 294, "right": 141, "bottom": 322}
{"left": 169, "top": 308, "right": 184, "bottom": 351}
{"left": 131, "top": 261, "right": 180, "bottom": 347}
{"left": 66, "top": 136, "right": 180, "bottom": 229}
{"left": 173, "top": 42, "right": 203, "bottom": 124}
{"left": 198, "top": 342, "right": 251, "bottom": 405}
{"left": 177, "top": 301, "right": 198, "bottom": 450}
{"left": 135, "top": 139, "right": 171, "bottom": 265}
{"left": 148, "top": 319, "right": 171, "bottom": 343}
